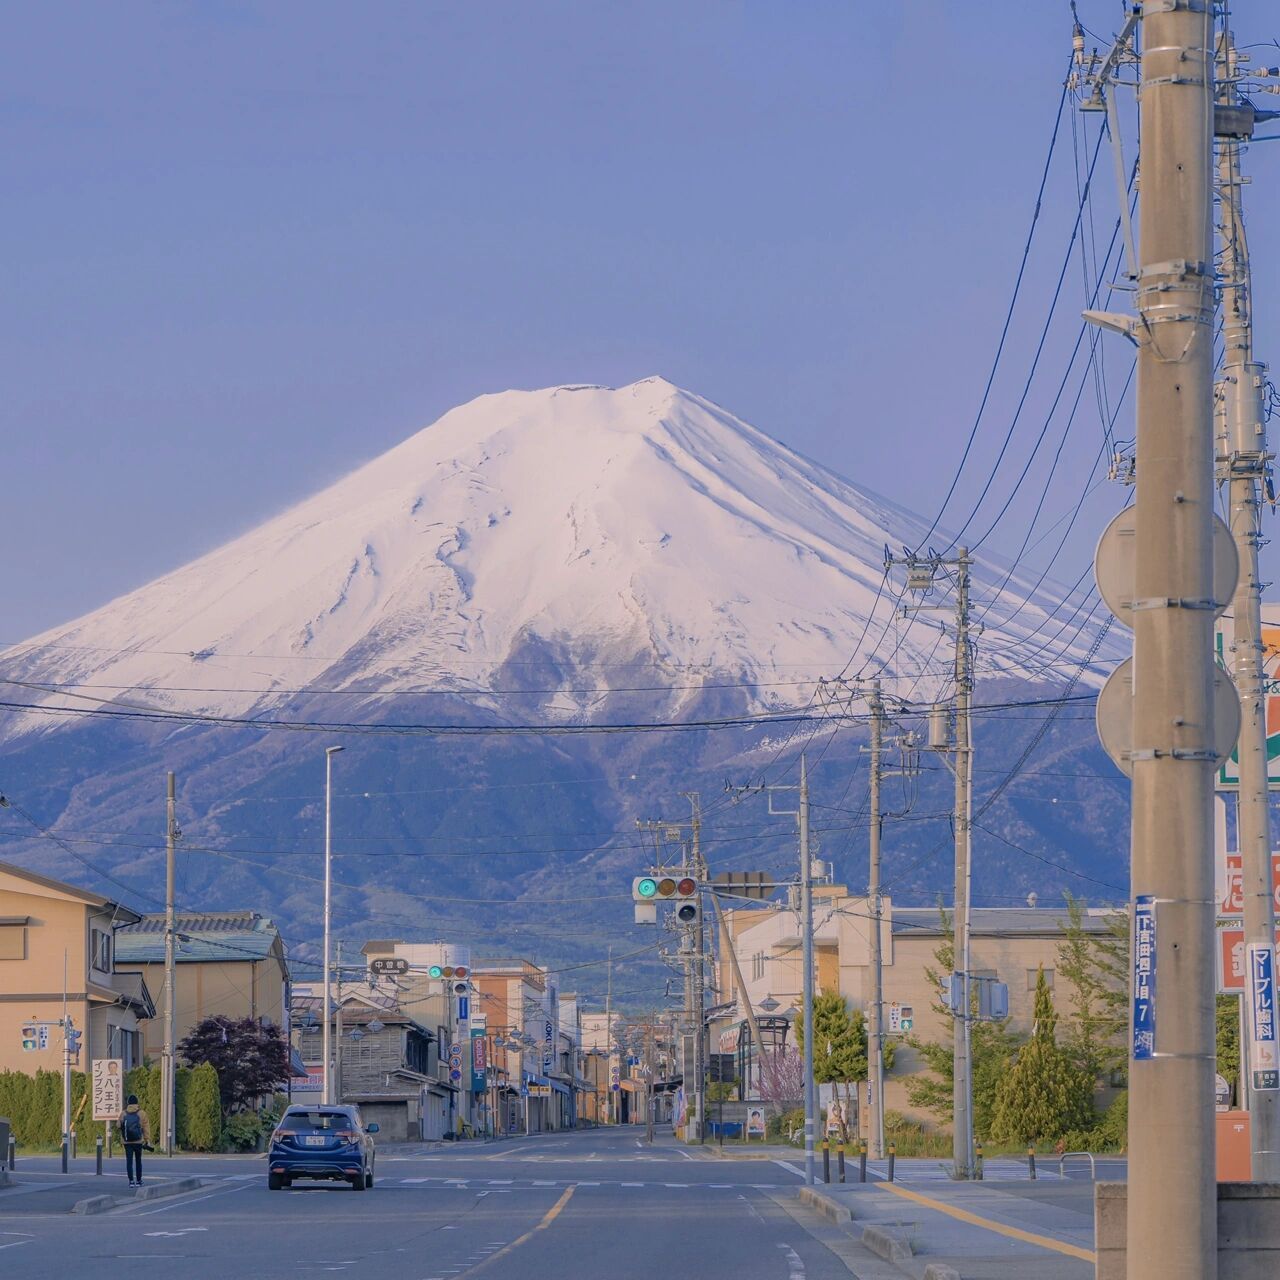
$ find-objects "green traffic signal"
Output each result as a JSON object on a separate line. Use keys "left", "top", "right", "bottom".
{"left": 637, "top": 878, "right": 658, "bottom": 899}
{"left": 428, "top": 965, "right": 444, "bottom": 978}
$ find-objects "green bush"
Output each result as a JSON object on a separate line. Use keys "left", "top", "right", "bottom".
{"left": 125, "top": 1065, "right": 162, "bottom": 1143}
{"left": 182, "top": 1064, "right": 222, "bottom": 1152}
{"left": 884, "top": 1109, "right": 952, "bottom": 1158}
{"left": 221, "top": 1110, "right": 262, "bottom": 1151}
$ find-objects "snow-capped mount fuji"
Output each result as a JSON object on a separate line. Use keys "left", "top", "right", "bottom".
{"left": 3, "top": 377, "right": 1111, "bottom": 736}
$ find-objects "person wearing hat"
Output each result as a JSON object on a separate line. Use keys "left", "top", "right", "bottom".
{"left": 119, "top": 1094, "right": 152, "bottom": 1186}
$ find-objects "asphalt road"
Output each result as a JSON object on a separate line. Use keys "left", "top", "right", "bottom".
{"left": 0, "top": 1127, "right": 869, "bottom": 1280}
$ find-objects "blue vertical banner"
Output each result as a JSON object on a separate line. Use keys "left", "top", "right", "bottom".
{"left": 470, "top": 1026, "right": 487, "bottom": 1094}
{"left": 1133, "top": 895, "right": 1156, "bottom": 1061}
{"left": 1248, "top": 944, "right": 1279, "bottom": 1091}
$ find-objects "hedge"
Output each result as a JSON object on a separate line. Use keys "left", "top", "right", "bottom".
{"left": 0, "top": 1063, "right": 221, "bottom": 1151}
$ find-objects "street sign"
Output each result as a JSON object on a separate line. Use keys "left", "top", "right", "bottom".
{"left": 369, "top": 958, "right": 409, "bottom": 976}
{"left": 1247, "top": 944, "right": 1279, "bottom": 1091}
{"left": 1216, "top": 1073, "right": 1232, "bottom": 1111}
{"left": 1216, "top": 920, "right": 1280, "bottom": 993}
{"left": 1216, "top": 610, "right": 1280, "bottom": 786}
{"left": 711, "top": 871, "right": 775, "bottom": 900}
{"left": 457, "top": 995, "right": 469, "bottom": 1021}
{"left": 1133, "top": 896, "right": 1157, "bottom": 1061}
{"left": 887, "top": 1003, "right": 914, "bottom": 1034}
{"left": 92, "top": 1058, "right": 124, "bottom": 1120}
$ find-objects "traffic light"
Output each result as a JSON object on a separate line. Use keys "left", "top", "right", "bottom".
{"left": 66, "top": 1025, "right": 82, "bottom": 1059}
{"left": 21, "top": 1023, "right": 38, "bottom": 1052}
{"left": 429, "top": 964, "right": 468, "bottom": 981}
{"left": 633, "top": 877, "right": 659, "bottom": 902}
{"left": 632, "top": 874, "right": 699, "bottom": 920}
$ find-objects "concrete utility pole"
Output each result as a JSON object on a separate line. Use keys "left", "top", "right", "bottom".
{"left": 800, "top": 754, "right": 816, "bottom": 1188}
{"left": 334, "top": 940, "right": 344, "bottom": 1104}
{"left": 1127, "top": 5, "right": 1219, "bottom": 1277}
{"left": 866, "top": 680, "right": 886, "bottom": 1160}
{"left": 885, "top": 548, "right": 974, "bottom": 1176}
{"left": 686, "top": 792, "right": 707, "bottom": 1143}
{"left": 162, "top": 771, "right": 178, "bottom": 1157}
{"left": 322, "top": 744, "right": 343, "bottom": 1105}
{"left": 951, "top": 551, "right": 974, "bottom": 1182}
{"left": 708, "top": 891, "right": 768, "bottom": 1097}
{"left": 1215, "top": 21, "right": 1280, "bottom": 1181}
{"left": 604, "top": 946, "right": 613, "bottom": 1125}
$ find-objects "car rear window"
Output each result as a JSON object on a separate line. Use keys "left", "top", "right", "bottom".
{"left": 278, "top": 1111, "right": 352, "bottom": 1131}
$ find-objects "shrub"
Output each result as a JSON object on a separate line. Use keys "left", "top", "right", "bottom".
{"left": 221, "top": 1110, "right": 262, "bottom": 1151}
{"left": 181, "top": 1063, "right": 222, "bottom": 1151}
{"left": 884, "top": 1110, "right": 952, "bottom": 1158}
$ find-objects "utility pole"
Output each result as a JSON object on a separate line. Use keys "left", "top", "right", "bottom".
{"left": 604, "top": 946, "right": 613, "bottom": 1126}
{"left": 799, "top": 755, "right": 815, "bottom": 1188}
{"left": 866, "top": 680, "right": 886, "bottom": 1161}
{"left": 708, "top": 892, "right": 768, "bottom": 1099}
{"left": 887, "top": 548, "right": 974, "bottom": 1177}
{"left": 162, "top": 771, "right": 177, "bottom": 1157}
{"left": 334, "top": 940, "right": 344, "bottom": 1104}
{"left": 1127, "top": 6, "right": 1218, "bottom": 1277}
{"left": 952, "top": 551, "right": 974, "bottom": 1182}
{"left": 685, "top": 792, "right": 707, "bottom": 1143}
{"left": 1215, "top": 20, "right": 1280, "bottom": 1181}
{"left": 322, "top": 744, "right": 343, "bottom": 1106}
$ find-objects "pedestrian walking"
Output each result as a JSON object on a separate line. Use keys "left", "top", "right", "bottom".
{"left": 119, "top": 1094, "right": 152, "bottom": 1186}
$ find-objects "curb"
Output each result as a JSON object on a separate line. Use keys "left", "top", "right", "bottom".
{"left": 922, "top": 1265, "right": 962, "bottom": 1280}
{"left": 73, "top": 1177, "right": 204, "bottom": 1215}
{"left": 797, "top": 1185, "right": 853, "bottom": 1224}
{"left": 861, "top": 1223, "right": 913, "bottom": 1264}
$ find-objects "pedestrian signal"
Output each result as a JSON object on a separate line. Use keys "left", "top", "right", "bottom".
{"left": 66, "top": 1026, "right": 82, "bottom": 1058}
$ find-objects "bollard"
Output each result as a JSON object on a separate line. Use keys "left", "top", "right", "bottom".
{"left": 887, "top": 1141, "right": 896, "bottom": 1183}
{"left": 96, "top": 1135, "right": 103, "bottom": 1176}
{"left": 70, "top": 1131, "right": 77, "bottom": 1161}
{"left": 859, "top": 1141, "right": 868, "bottom": 1183}
{"left": 7, "top": 1135, "right": 14, "bottom": 1171}
{"left": 822, "top": 1140, "right": 830, "bottom": 1184}
{"left": 61, "top": 1136, "right": 68, "bottom": 1174}
{"left": 837, "top": 1142, "right": 846, "bottom": 1184}
{"left": 1027, "top": 1146, "right": 1037, "bottom": 1181}
{"left": 975, "top": 1142, "right": 984, "bottom": 1181}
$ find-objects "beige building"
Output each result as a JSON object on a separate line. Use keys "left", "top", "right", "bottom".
{"left": 719, "top": 888, "right": 1120, "bottom": 1125}
{"left": 0, "top": 861, "right": 154, "bottom": 1075}
{"left": 114, "top": 912, "right": 288, "bottom": 1063}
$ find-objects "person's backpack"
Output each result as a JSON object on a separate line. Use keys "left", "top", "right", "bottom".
{"left": 122, "top": 1111, "right": 143, "bottom": 1143}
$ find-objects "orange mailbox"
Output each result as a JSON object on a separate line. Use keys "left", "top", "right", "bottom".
{"left": 1216, "top": 1109, "right": 1251, "bottom": 1181}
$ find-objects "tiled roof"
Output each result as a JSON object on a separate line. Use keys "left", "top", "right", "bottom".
{"left": 115, "top": 912, "right": 283, "bottom": 963}
{"left": 892, "top": 906, "right": 1121, "bottom": 937}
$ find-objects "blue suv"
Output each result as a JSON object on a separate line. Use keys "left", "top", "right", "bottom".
{"left": 268, "top": 1104, "right": 379, "bottom": 1190}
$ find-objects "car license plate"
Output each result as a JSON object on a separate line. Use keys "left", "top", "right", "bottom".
{"left": 304, "top": 1136, "right": 326, "bottom": 1146}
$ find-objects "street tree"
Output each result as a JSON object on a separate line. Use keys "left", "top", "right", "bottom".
{"left": 178, "top": 1015, "right": 290, "bottom": 1114}
{"left": 1055, "top": 893, "right": 1128, "bottom": 1090}
{"left": 795, "top": 991, "right": 893, "bottom": 1141}
{"left": 989, "top": 967, "right": 1093, "bottom": 1145}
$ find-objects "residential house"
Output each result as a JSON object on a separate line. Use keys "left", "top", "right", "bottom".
{"left": 0, "top": 861, "right": 155, "bottom": 1075}
{"left": 114, "top": 911, "right": 288, "bottom": 1063}
{"left": 718, "top": 888, "right": 1122, "bottom": 1127}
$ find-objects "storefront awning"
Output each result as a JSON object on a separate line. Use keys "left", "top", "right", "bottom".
{"left": 548, "top": 1078, "right": 570, "bottom": 1095}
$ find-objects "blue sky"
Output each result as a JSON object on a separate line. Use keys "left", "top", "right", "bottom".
{"left": 4, "top": 1, "right": 1278, "bottom": 638}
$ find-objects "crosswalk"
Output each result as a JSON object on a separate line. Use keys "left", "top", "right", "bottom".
{"left": 211, "top": 1173, "right": 787, "bottom": 1192}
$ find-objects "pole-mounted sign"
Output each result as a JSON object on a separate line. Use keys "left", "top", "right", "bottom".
{"left": 1133, "top": 896, "right": 1156, "bottom": 1062}
{"left": 1248, "top": 944, "right": 1279, "bottom": 1092}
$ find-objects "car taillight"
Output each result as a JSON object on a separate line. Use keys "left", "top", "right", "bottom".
{"left": 271, "top": 1129, "right": 284, "bottom": 1144}
{"left": 335, "top": 1130, "right": 358, "bottom": 1142}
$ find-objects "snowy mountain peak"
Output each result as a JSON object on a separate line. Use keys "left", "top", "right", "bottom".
{"left": 1, "top": 380, "right": 1113, "bottom": 733}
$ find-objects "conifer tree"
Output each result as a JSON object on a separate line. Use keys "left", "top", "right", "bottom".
{"left": 989, "top": 967, "right": 1093, "bottom": 1144}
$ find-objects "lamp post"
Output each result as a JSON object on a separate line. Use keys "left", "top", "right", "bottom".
{"left": 322, "top": 745, "right": 344, "bottom": 1105}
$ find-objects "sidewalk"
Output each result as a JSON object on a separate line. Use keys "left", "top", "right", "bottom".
{"left": 797, "top": 1177, "right": 1098, "bottom": 1279}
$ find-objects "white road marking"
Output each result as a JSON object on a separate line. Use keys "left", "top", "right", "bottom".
{"left": 137, "top": 1182, "right": 252, "bottom": 1215}
{"left": 778, "top": 1243, "right": 805, "bottom": 1280}
{"left": 739, "top": 1194, "right": 765, "bottom": 1225}
{"left": 144, "top": 1229, "right": 209, "bottom": 1238}
{"left": 663, "top": 1183, "right": 689, "bottom": 1187}
{"left": 772, "top": 1160, "right": 806, "bottom": 1179}
{"left": 488, "top": 1179, "right": 513, "bottom": 1184}
{"left": 0, "top": 1242, "right": 32, "bottom": 1252}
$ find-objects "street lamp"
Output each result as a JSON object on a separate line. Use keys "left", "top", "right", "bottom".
{"left": 322, "top": 744, "right": 344, "bottom": 1105}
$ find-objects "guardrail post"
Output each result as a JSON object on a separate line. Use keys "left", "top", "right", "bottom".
{"left": 887, "top": 1141, "right": 896, "bottom": 1183}
{"left": 1027, "top": 1146, "right": 1036, "bottom": 1180}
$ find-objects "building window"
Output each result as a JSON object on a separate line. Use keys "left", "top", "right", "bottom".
{"left": 0, "top": 922, "right": 26, "bottom": 960}
{"left": 752, "top": 952, "right": 765, "bottom": 982}
{"left": 90, "top": 928, "right": 111, "bottom": 973}
{"left": 1027, "top": 969, "right": 1054, "bottom": 990}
